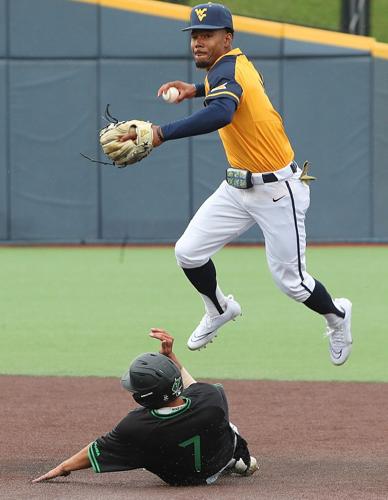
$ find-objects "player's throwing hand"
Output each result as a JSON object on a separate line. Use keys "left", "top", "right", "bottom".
{"left": 157, "top": 81, "right": 196, "bottom": 103}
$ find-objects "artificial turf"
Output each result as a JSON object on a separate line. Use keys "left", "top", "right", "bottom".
{"left": 0, "top": 245, "right": 386, "bottom": 381}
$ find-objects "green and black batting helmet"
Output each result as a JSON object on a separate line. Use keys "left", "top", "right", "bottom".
{"left": 121, "top": 352, "right": 183, "bottom": 409}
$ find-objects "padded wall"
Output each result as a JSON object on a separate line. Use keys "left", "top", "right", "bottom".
{"left": 9, "top": 61, "right": 99, "bottom": 240}
{"left": 101, "top": 9, "right": 188, "bottom": 57}
{"left": 235, "top": 31, "right": 282, "bottom": 58}
{"left": 0, "top": 0, "right": 6, "bottom": 57}
{"left": 283, "top": 56, "right": 371, "bottom": 241}
{"left": 0, "top": 61, "right": 7, "bottom": 239}
{"left": 373, "top": 58, "right": 388, "bottom": 239}
{"left": 100, "top": 59, "right": 191, "bottom": 242}
{"left": 0, "top": 0, "right": 386, "bottom": 242}
{"left": 9, "top": 0, "right": 98, "bottom": 57}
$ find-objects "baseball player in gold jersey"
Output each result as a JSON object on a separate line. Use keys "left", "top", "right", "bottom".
{"left": 121, "top": 3, "right": 352, "bottom": 365}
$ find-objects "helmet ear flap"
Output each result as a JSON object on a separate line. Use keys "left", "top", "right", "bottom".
{"left": 131, "top": 376, "right": 183, "bottom": 409}
{"left": 132, "top": 392, "right": 144, "bottom": 406}
{"left": 132, "top": 391, "right": 156, "bottom": 409}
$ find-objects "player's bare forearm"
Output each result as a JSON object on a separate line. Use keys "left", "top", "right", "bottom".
{"left": 149, "top": 328, "right": 181, "bottom": 366}
{"left": 32, "top": 445, "right": 91, "bottom": 483}
{"left": 149, "top": 328, "right": 196, "bottom": 387}
{"left": 157, "top": 81, "right": 197, "bottom": 103}
{"left": 180, "top": 367, "right": 197, "bottom": 388}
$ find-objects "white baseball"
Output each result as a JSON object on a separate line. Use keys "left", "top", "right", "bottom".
{"left": 162, "top": 87, "right": 180, "bottom": 104}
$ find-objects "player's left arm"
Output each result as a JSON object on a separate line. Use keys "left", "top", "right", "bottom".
{"left": 32, "top": 445, "right": 91, "bottom": 483}
{"left": 149, "top": 328, "right": 197, "bottom": 388}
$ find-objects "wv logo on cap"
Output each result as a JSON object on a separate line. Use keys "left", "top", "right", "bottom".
{"left": 195, "top": 7, "right": 207, "bottom": 21}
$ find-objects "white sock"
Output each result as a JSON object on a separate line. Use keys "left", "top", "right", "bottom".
{"left": 324, "top": 305, "right": 345, "bottom": 328}
{"left": 200, "top": 285, "right": 227, "bottom": 317}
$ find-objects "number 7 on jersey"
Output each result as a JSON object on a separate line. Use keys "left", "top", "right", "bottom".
{"left": 179, "top": 435, "right": 201, "bottom": 472}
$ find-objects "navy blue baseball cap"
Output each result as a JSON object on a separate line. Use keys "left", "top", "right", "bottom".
{"left": 182, "top": 3, "right": 234, "bottom": 32}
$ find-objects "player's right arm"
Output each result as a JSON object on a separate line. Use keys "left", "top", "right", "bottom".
{"left": 149, "top": 328, "right": 197, "bottom": 388}
{"left": 151, "top": 64, "right": 242, "bottom": 145}
{"left": 32, "top": 445, "right": 91, "bottom": 483}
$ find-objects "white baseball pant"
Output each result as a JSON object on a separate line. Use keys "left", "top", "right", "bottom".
{"left": 175, "top": 167, "right": 315, "bottom": 303}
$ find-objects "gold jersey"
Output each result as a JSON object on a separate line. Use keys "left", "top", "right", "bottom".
{"left": 204, "top": 48, "right": 294, "bottom": 173}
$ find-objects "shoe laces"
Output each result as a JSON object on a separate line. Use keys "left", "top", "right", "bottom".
{"left": 325, "top": 323, "right": 345, "bottom": 348}
{"left": 201, "top": 311, "right": 217, "bottom": 328}
{"left": 204, "top": 315, "right": 213, "bottom": 328}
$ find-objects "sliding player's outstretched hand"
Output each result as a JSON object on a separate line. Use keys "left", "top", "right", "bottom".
{"left": 32, "top": 466, "right": 70, "bottom": 483}
{"left": 149, "top": 328, "right": 175, "bottom": 357}
{"left": 149, "top": 328, "right": 183, "bottom": 369}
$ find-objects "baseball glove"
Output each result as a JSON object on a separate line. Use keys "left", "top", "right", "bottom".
{"left": 99, "top": 120, "right": 153, "bottom": 167}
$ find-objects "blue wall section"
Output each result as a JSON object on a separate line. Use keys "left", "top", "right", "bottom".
{"left": 283, "top": 57, "right": 371, "bottom": 241}
{"left": 0, "top": 61, "right": 7, "bottom": 239}
{"left": 100, "top": 59, "right": 191, "bottom": 241}
{"left": 0, "top": 0, "right": 387, "bottom": 243}
{"left": 101, "top": 9, "right": 189, "bottom": 58}
{"left": 0, "top": 0, "right": 6, "bottom": 57}
{"left": 235, "top": 31, "right": 282, "bottom": 58}
{"left": 9, "top": 61, "right": 99, "bottom": 240}
{"left": 373, "top": 58, "right": 388, "bottom": 238}
{"left": 283, "top": 39, "right": 370, "bottom": 57}
{"left": 9, "top": 0, "right": 98, "bottom": 57}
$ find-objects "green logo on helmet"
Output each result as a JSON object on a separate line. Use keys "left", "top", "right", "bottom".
{"left": 172, "top": 377, "right": 183, "bottom": 397}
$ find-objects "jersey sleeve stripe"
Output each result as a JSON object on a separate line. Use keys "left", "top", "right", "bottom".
{"left": 205, "top": 91, "right": 240, "bottom": 105}
{"left": 88, "top": 443, "right": 101, "bottom": 473}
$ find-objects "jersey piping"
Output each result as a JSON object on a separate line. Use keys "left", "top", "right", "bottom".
{"left": 206, "top": 90, "right": 240, "bottom": 105}
{"left": 88, "top": 442, "right": 102, "bottom": 473}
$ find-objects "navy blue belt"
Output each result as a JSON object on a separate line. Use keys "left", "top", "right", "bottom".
{"left": 260, "top": 161, "right": 298, "bottom": 184}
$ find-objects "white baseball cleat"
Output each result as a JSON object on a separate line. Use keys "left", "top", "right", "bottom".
{"left": 187, "top": 295, "right": 241, "bottom": 351}
{"left": 326, "top": 298, "right": 352, "bottom": 366}
{"left": 231, "top": 456, "right": 259, "bottom": 476}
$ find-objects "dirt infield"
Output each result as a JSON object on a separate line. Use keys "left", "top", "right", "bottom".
{"left": 1, "top": 376, "right": 387, "bottom": 500}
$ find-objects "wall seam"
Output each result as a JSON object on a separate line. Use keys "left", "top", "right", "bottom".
{"left": 97, "top": 3, "right": 102, "bottom": 240}
{"left": 5, "top": 0, "right": 11, "bottom": 240}
{"left": 369, "top": 55, "right": 375, "bottom": 239}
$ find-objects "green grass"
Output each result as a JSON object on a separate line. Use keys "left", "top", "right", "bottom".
{"left": 187, "top": 0, "right": 340, "bottom": 31}
{"left": 183, "top": 0, "right": 388, "bottom": 43}
{"left": 0, "top": 246, "right": 387, "bottom": 382}
{"left": 371, "top": 0, "right": 388, "bottom": 43}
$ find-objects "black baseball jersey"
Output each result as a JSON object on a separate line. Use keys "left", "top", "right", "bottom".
{"left": 88, "top": 383, "right": 235, "bottom": 485}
